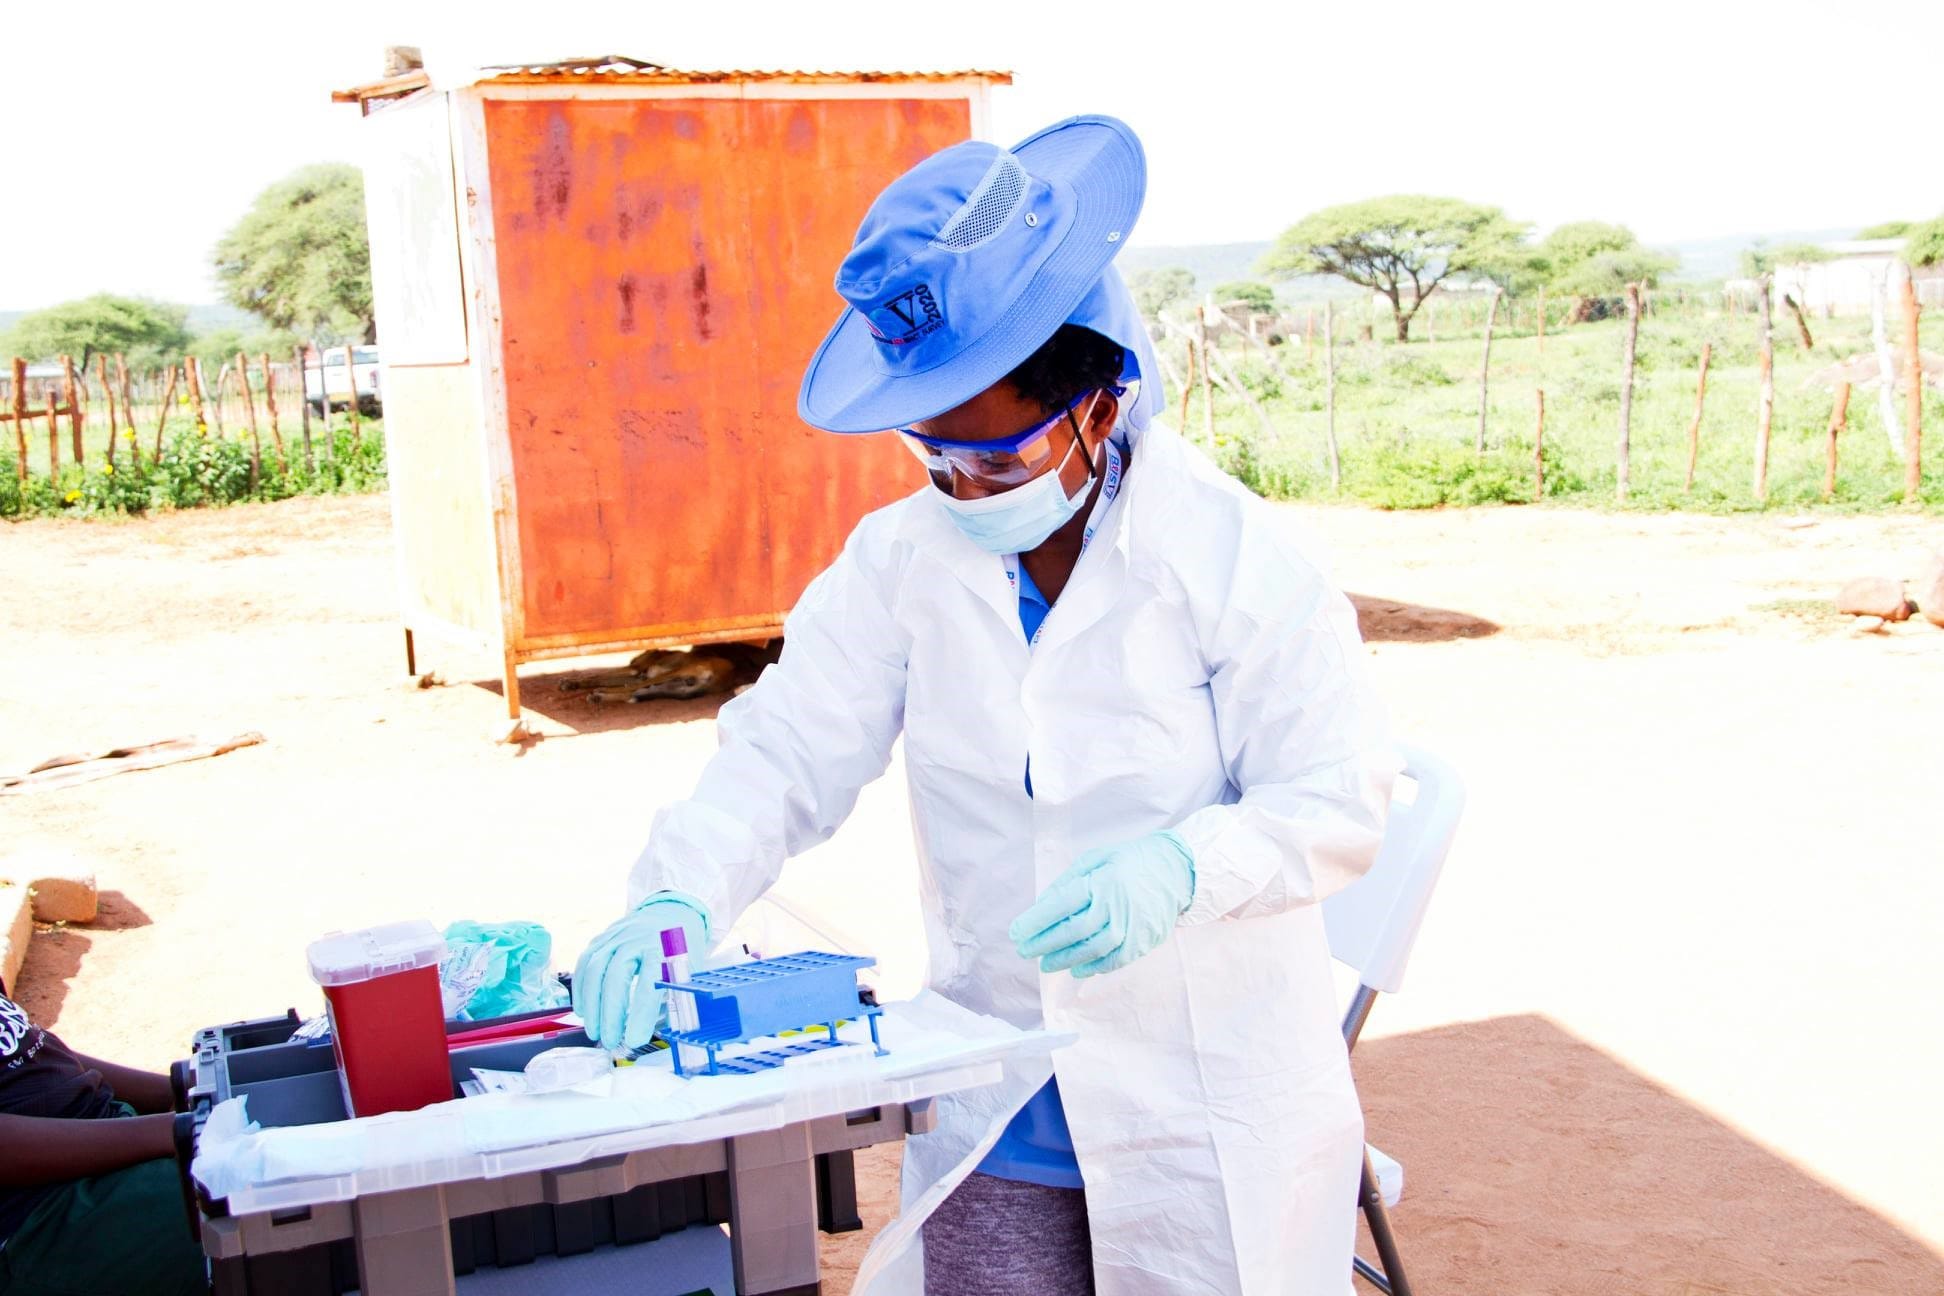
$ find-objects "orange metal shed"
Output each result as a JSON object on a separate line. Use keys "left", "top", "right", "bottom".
{"left": 339, "top": 61, "right": 1009, "bottom": 724}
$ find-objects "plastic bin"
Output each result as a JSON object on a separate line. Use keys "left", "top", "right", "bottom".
{"left": 184, "top": 1008, "right": 759, "bottom": 1294}
{"left": 307, "top": 921, "right": 450, "bottom": 1117}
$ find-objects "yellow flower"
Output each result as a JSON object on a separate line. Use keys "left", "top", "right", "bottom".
{"left": 64, "top": 489, "right": 80, "bottom": 503}
{"left": 103, "top": 462, "right": 113, "bottom": 475}
{"left": 124, "top": 429, "right": 136, "bottom": 439}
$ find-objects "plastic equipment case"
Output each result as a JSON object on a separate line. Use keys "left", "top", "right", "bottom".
{"left": 171, "top": 1008, "right": 869, "bottom": 1295}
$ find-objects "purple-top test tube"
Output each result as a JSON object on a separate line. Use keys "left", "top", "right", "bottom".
{"left": 660, "top": 927, "right": 707, "bottom": 1072}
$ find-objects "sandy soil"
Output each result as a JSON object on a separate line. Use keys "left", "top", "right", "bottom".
{"left": 2, "top": 494, "right": 1940, "bottom": 1294}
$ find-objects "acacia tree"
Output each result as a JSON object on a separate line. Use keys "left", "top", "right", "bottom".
{"left": 212, "top": 164, "right": 373, "bottom": 342}
{"left": 0, "top": 294, "right": 192, "bottom": 368}
{"left": 1906, "top": 215, "right": 1944, "bottom": 266}
{"left": 1540, "top": 223, "right": 1676, "bottom": 316}
{"left": 1260, "top": 196, "right": 1523, "bottom": 341}
{"left": 1213, "top": 280, "right": 1277, "bottom": 313}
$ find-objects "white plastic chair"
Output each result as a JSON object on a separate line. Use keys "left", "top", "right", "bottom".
{"left": 1322, "top": 744, "right": 1466, "bottom": 1296}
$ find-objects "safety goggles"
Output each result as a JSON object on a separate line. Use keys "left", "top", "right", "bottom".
{"left": 897, "top": 386, "right": 1123, "bottom": 489}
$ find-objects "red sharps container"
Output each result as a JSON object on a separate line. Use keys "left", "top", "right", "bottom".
{"left": 306, "top": 921, "right": 451, "bottom": 1117}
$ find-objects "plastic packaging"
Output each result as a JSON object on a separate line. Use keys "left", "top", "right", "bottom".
{"left": 441, "top": 920, "right": 569, "bottom": 1021}
{"left": 524, "top": 1046, "right": 615, "bottom": 1094}
{"left": 306, "top": 921, "right": 451, "bottom": 1117}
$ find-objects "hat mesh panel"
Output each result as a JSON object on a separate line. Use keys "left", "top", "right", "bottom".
{"left": 930, "top": 155, "right": 1027, "bottom": 252}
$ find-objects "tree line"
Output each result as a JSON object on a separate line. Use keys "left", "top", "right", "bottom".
{"left": 2, "top": 164, "right": 373, "bottom": 370}
{"left": 1132, "top": 196, "right": 1944, "bottom": 344}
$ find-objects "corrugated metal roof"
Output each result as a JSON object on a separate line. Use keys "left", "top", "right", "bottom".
{"left": 478, "top": 59, "right": 1012, "bottom": 85}
{"left": 333, "top": 58, "right": 1009, "bottom": 106}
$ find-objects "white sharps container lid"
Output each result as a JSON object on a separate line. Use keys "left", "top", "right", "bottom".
{"left": 307, "top": 920, "right": 446, "bottom": 987}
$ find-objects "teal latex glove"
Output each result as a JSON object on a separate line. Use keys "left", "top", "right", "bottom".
{"left": 1009, "top": 830, "right": 1195, "bottom": 979}
{"left": 572, "top": 892, "right": 711, "bottom": 1051}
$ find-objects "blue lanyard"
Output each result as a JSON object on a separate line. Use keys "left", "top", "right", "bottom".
{"left": 1001, "top": 437, "right": 1126, "bottom": 648}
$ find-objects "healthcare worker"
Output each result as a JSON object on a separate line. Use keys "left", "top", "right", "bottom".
{"left": 576, "top": 115, "right": 1398, "bottom": 1295}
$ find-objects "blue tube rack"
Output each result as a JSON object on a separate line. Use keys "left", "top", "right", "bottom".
{"left": 656, "top": 951, "right": 887, "bottom": 1078}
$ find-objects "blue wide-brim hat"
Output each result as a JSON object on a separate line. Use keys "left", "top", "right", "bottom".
{"left": 798, "top": 115, "right": 1147, "bottom": 434}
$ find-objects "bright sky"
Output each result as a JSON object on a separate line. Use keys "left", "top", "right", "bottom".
{"left": 2, "top": 0, "right": 1939, "bottom": 310}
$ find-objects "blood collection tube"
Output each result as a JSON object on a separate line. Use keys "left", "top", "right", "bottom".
{"left": 660, "top": 927, "right": 708, "bottom": 1073}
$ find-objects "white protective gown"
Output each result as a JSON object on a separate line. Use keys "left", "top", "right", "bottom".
{"left": 629, "top": 418, "right": 1398, "bottom": 1294}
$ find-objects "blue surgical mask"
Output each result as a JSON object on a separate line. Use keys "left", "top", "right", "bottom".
{"left": 935, "top": 429, "right": 1096, "bottom": 554}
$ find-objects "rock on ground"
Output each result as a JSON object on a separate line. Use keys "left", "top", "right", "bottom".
{"left": 1835, "top": 577, "right": 1911, "bottom": 621}
{"left": 28, "top": 871, "right": 98, "bottom": 925}
{"left": 1919, "top": 552, "right": 1944, "bottom": 629}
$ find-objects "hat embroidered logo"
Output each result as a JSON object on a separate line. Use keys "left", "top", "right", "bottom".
{"left": 869, "top": 284, "right": 944, "bottom": 346}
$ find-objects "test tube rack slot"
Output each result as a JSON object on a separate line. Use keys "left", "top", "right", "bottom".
{"left": 656, "top": 950, "right": 888, "bottom": 1078}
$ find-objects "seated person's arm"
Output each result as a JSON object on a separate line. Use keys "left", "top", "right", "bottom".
{"left": 73, "top": 1055, "right": 174, "bottom": 1115}
{"left": 0, "top": 1111, "right": 177, "bottom": 1188}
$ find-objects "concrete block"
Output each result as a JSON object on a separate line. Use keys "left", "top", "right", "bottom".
{"left": 27, "top": 869, "right": 97, "bottom": 925}
{"left": 1, "top": 882, "right": 31, "bottom": 992}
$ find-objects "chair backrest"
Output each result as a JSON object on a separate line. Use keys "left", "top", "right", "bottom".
{"left": 1321, "top": 744, "right": 1465, "bottom": 995}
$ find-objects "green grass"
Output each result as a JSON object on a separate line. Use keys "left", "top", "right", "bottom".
{"left": 1182, "top": 303, "right": 1944, "bottom": 511}
{"left": 1749, "top": 597, "right": 1848, "bottom": 626}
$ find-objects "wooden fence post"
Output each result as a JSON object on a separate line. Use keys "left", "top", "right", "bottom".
{"left": 61, "top": 355, "right": 84, "bottom": 467}
{"left": 1754, "top": 278, "right": 1774, "bottom": 502}
{"left": 9, "top": 358, "right": 25, "bottom": 481}
{"left": 1533, "top": 388, "right": 1546, "bottom": 502}
{"left": 1784, "top": 292, "right": 1814, "bottom": 350}
{"left": 1685, "top": 342, "right": 1712, "bottom": 493}
{"left": 1824, "top": 381, "right": 1850, "bottom": 502}
{"left": 211, "top": 361, "right": 231, "bottom": 437}
{"left": 260, "top": 354, "right": 285, "bottom": 466}
{"left": 235, "top": 351, "right": 262, "bottom": 490}
{"left": 185, "top": 355, "right": 206, "bottom": 433}
{"left": 1179, "top": 340, "right": 1196, "bottom": 431}
{"left": 345, "top": 348, "right": 362, "bottom": 446}
{"left": 1617, "top": 283, "right": 1641, "bottom": 503}
{"left": 96, "top": 354, "right": 118, "bottom": 465}
{"left": 1872, "top": 266, "right": 1907, "bottom": 458}
{"left": 154, "top": 364, "right": 180, "bottom": 461}
{"left": 45, "top": 382, "right": 62, "bottom": 476}
{"left": 294, "top": 346, "right": 313, "bottom": 472}
{"left": 1903, "top": 272, "right": 1924, "bottom": 503}
{"left": 1196, "top": 308, "right": 1215, "bottom": 445}
{"left": 1476, "top": 288, "right": 1501, "bottom": 454}
{"left": 1324, "top": 300, "right": 1340, "bottom": 492}
{"left": 117, "top": 354, "right": 136, "bottom": 467}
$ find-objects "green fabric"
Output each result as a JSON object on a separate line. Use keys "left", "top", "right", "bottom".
{"left": 0, "top": 1107, "right": 206, "bottom": 1296}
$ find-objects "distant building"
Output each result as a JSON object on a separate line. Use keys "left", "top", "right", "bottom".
{"left": 1770, "top": 239, "right": 1944, "bottom": 315}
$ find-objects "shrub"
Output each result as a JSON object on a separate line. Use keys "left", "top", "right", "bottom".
{"left": 1343, "top": 437, "right": 1543, "bottom": 509}
{"left": 1, "top": 419, "right": 387, "bottom": 520}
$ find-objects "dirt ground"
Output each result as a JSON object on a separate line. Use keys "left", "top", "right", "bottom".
{"left": 3, "top": 494, "right": 1941, "bottom": 1294}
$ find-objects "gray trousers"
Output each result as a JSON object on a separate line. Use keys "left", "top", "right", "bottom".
{"left": 922, "top": 1172, "right": 1095, "bottom": 1296}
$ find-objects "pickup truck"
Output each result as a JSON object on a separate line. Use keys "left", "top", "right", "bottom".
{"left": 304, "top": 345, "right": 382, "bottom": 416}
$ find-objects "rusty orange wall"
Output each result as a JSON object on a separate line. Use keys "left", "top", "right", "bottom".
{"left": 483, "top": 95, "right": 969, "bottom": 645}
